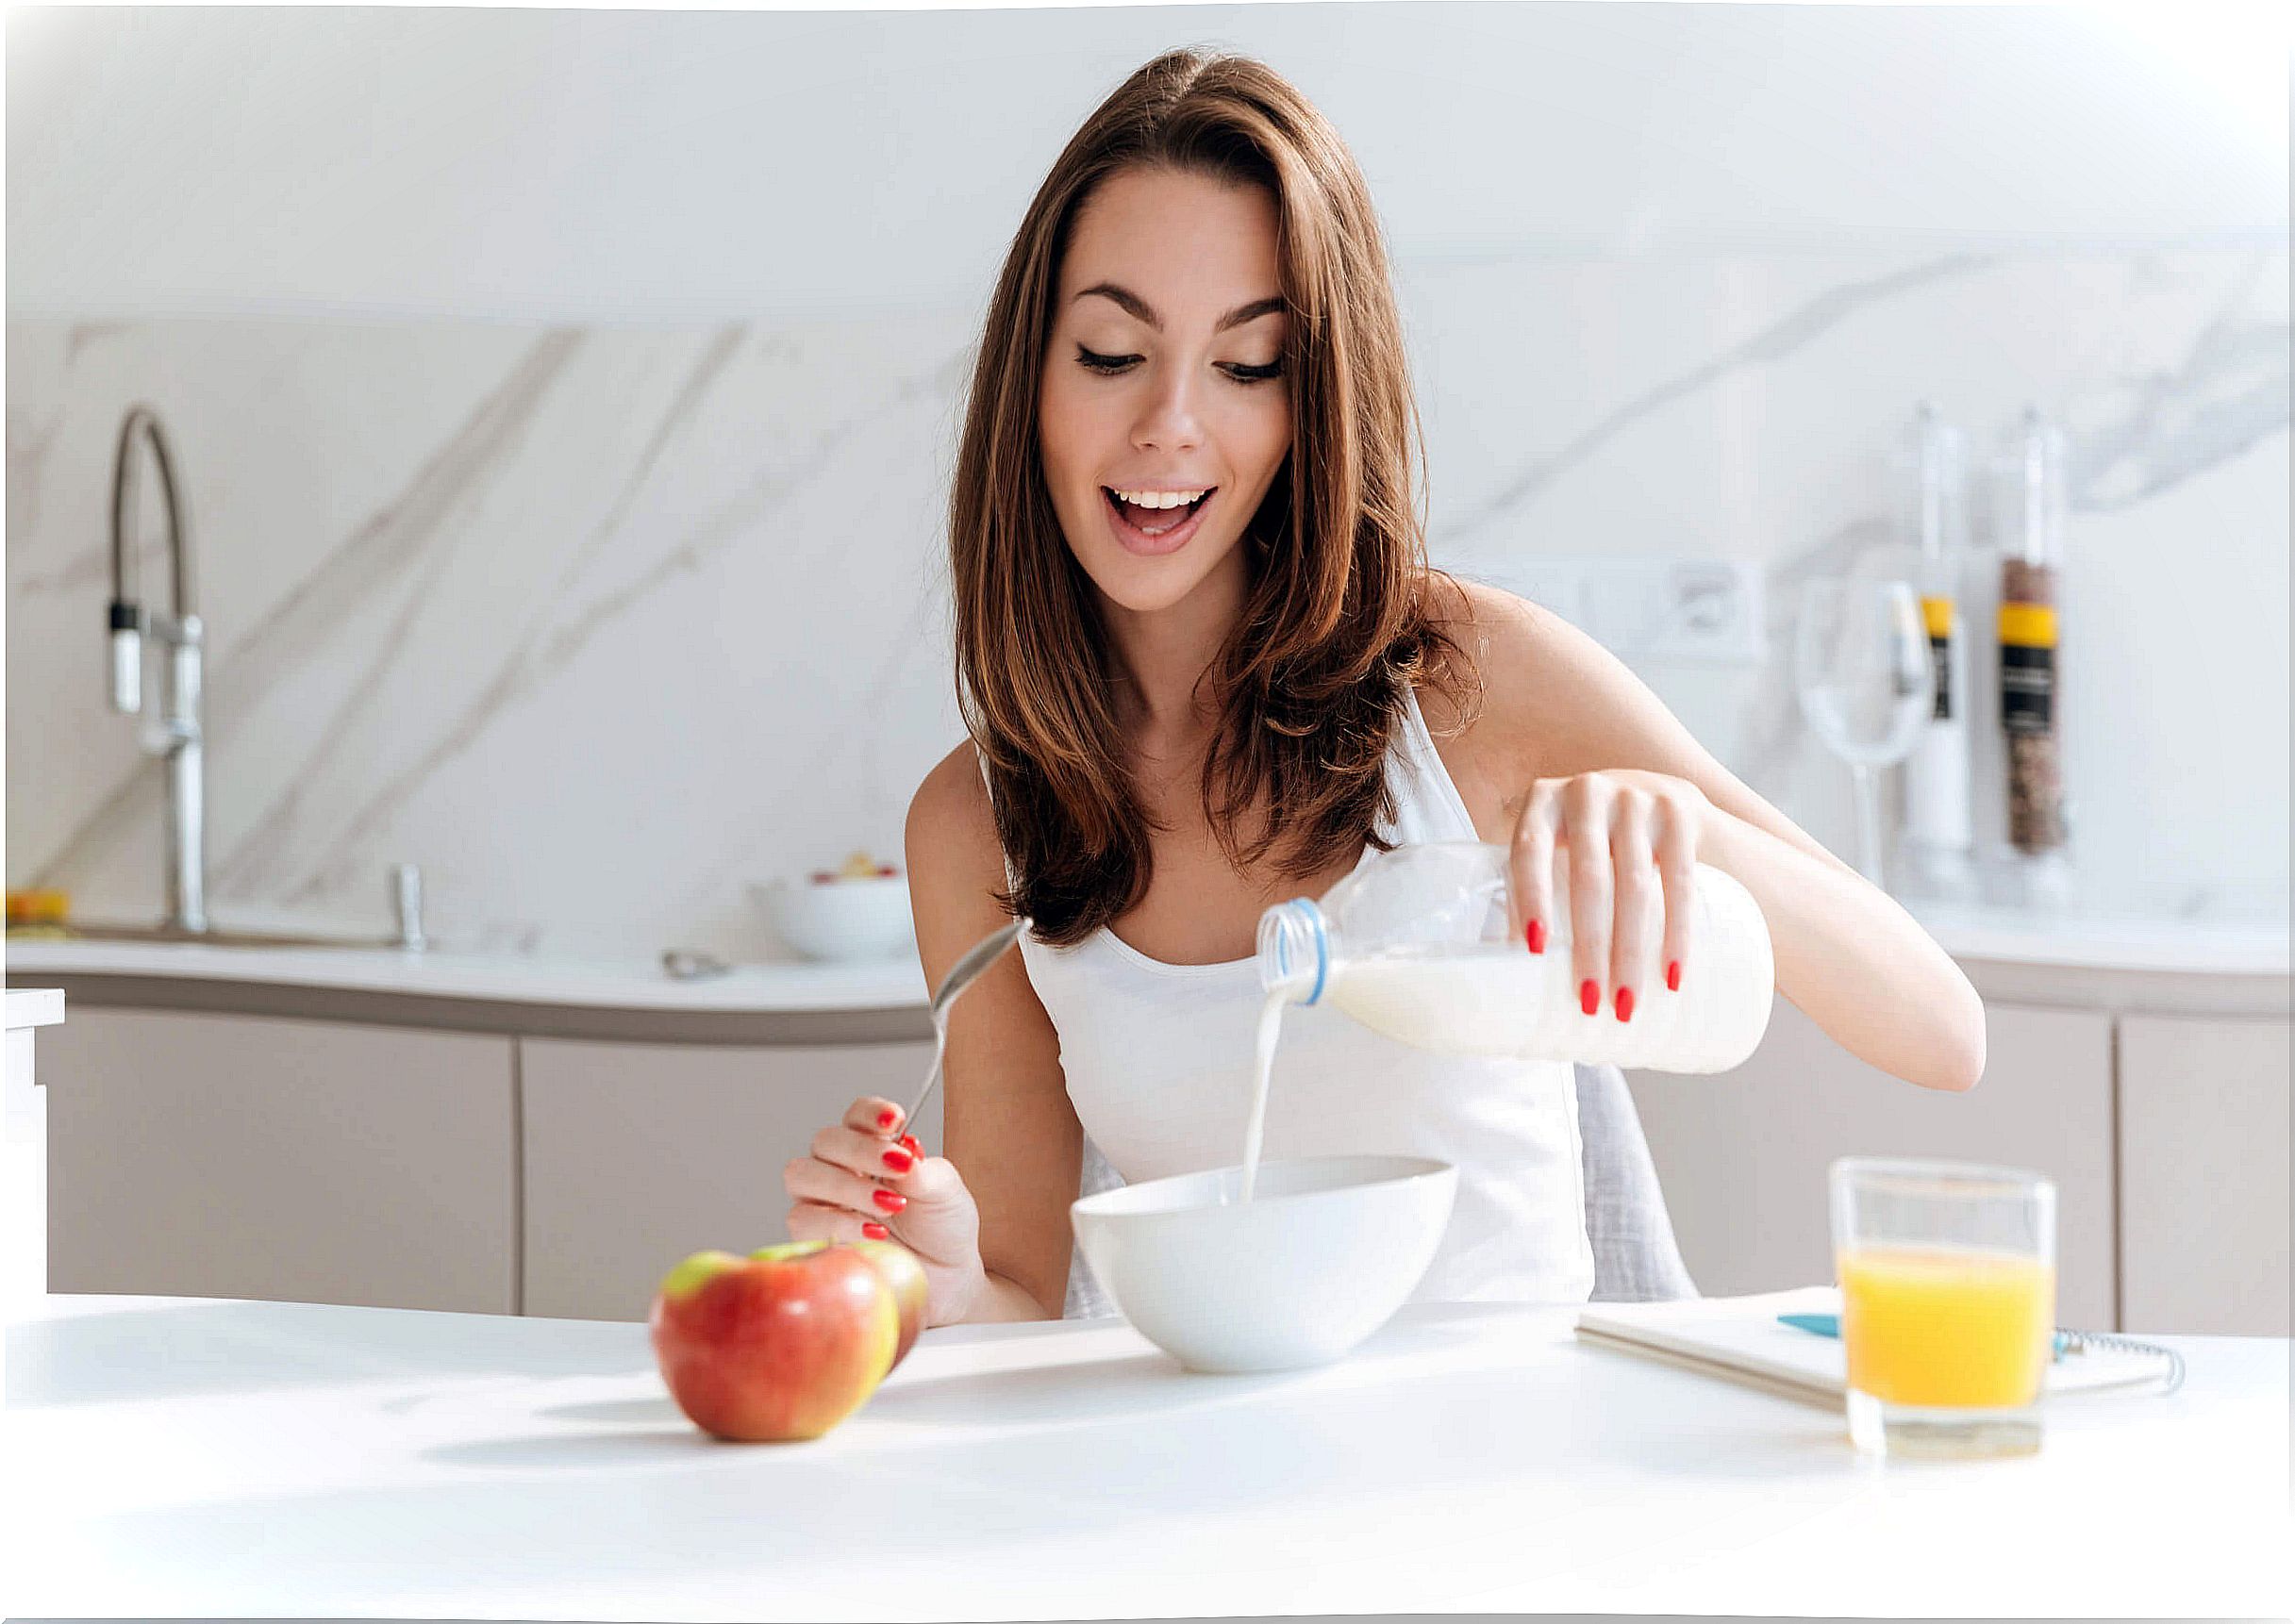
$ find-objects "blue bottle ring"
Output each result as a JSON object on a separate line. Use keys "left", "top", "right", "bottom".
{"left": 1287, "top": 899, "right": 1329, "bottom": 1006}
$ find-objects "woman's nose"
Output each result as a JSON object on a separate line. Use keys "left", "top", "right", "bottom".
{"left": 1131, "top": 365, "right": 1205, "bottom": 453}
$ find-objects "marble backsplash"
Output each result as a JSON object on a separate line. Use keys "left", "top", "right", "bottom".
{"left": 8, "top": 249, "right": 2287, "bottom": 958}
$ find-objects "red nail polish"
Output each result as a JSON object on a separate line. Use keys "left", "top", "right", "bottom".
{"left": 899, "top": 1135, "right": 921, "bottom": 1155}
{"left": 861, "top": 1222, "right": 890, "bottom": 1240}
{"left": 876, "top": 1110, "right": 898, "bottom": 1130}
{"left": 873, "top": 1188, "right": 906, "bottom": 1213}
{"left": 1615, "top": 986, "right": 1635, "bottom": 1023}
{"left": 1525, "top": 919, "right": 1546, "bottom": 954}
{"left": 1580, "top": 979, "right": 1600, "bottom": 1017}
{"left": 881, "top": 1147, "right": 915, "bottom": 1173}
{"left": 1666, "top": 960, "right": 1682, "bottom": 993}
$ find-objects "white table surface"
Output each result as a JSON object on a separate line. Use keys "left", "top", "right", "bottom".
{"left": 3, "top": 1288, "right": 2286, "bottom": 1621}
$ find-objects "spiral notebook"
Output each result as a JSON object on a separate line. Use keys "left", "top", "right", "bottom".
{"left": 1575, "top": 1286, "right": 2176, "bottom": 1410}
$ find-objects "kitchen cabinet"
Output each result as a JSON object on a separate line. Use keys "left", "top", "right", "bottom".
{"left": 1625, "top": 998, "right": 2118, "bottom": 1329}
{"left": 24, "top": 963, "right": 2284, "bottom": 1335}
{"left": 519, "top": 1036, "right": 938, "bottom": 1320}
{"left": 42, "top": 1005, "right": 516, "bottom": 1313}
{"left": 2118, "top": 1013, "right": 2291, "bottom": 1337}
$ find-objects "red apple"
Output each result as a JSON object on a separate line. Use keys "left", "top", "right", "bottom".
{"left": 648, "top": 1242, "right": 898, "bottom": 1442}
{"left": 841, "top": 1238, "right": 928, "bottom": 1368}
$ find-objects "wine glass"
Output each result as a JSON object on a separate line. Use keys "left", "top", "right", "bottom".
{"left": 1794, "top": 578, "right": 1934, "bottom": 887}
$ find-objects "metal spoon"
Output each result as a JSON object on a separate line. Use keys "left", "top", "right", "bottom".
{"left": 900, "top": 918, "right": 1028, "bottom": 1143}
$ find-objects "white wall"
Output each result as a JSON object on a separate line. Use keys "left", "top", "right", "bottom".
{"left": 7, "top": 4, "right": 2288, "bottom": 955}
{"left": 8, "top": 2, "right": 2286, "bottom": 321}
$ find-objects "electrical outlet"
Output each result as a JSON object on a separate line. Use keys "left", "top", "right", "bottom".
{"left": 1646, "top": 559, "right": 1764, "bottom": 665}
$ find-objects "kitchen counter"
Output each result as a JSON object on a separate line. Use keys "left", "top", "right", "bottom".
{"left": 4, "top": 1287, "right": 2286, "bottom": 1620}
{"left": 1904, "top": 901, "right": 2289, "bottom": 977}
{"left": 1, "top": 936, "right": 925, "bottom": 1008}
{"left": 8, "top": 897, "right": 2288, "bottom": 1040}
{"left": 3, "top": 937, "right": 932, "bottom": 1042}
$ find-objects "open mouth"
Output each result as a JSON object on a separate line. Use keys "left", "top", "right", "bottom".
{"left": 1103, "top": 487, "right": 1217, "bottom": 552}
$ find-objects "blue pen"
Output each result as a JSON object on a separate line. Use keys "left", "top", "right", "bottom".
{"left": 1779, "top": 1311, "right": 2069, "bottom": 1361}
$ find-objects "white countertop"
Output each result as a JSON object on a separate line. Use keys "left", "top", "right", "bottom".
{"left": 8, "top": 899, "right": 2287, "bottom": 1018}
{"left": 3, "top": 1287, "right": 2286, "bottom": 1619}
{"left": 4, "top": 937, "right": 928, "bottom": 1011}
{"left": 1904, "top": 902, "right": 2289, "bottom": 977}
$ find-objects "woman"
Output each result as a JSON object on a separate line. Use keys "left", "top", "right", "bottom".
{"left": 783, "top": 49, "right": 1985, "bottom": 1325}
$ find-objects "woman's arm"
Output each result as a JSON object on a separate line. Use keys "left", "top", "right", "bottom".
{"left": 1452, "top": 582, "right": 1986, "bottom": 1093}
{"left": 904, "top": 743, "right": 1085, "bottom": 1318}
{"left": 784, "top": 741, "right": 1080, "bottom": 1324}
{"left": 1697, "top": 795, "right": 1986, "bottom": 1092}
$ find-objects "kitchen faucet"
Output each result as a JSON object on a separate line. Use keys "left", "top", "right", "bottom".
{"left": 97, "top": 405, "right": 429, "bottom": 952}
{"left": 106, "top": 404, "right": 208, "bottom": 934}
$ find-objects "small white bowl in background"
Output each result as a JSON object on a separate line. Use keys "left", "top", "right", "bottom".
{"left": 750, "top": 873, "right": 915, "bottom": 962}
{"left": 1071, "top": 1154, "right": 1456, "bottom": 1374}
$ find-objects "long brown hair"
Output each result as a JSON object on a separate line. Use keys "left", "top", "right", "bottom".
{"left": 951, "top": 47, "right": 1477, "bottom": 946}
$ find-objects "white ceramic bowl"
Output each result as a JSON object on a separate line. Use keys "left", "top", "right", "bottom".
{"left": 1070, "top": 1154, "right": 1456, "bottom": 1374}
{"left": 750, "top": 874, "right": 915, "bottom": 962}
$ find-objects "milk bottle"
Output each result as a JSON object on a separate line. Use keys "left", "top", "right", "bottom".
{"left": 1252, "top": 841, "right": 1774, "bottom": 1073}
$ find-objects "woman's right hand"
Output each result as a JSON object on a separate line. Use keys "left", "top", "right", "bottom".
{"left": 783, "top": 1095, "right": 987, "bottom": 1327}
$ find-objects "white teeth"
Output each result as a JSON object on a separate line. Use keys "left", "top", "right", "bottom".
{"left": 1112, "top": 488, "right": 1207, "bottom": 509}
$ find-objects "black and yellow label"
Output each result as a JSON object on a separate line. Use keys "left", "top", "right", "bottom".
{"left": 1921, "top": 595, "right": 1954, "bottom": 722}
{"left": 2000, "top": 601, "right": 2056, "bottom": 735}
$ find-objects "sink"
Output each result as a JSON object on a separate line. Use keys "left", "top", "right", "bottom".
{"left": 6, "top": 921, "right": 404, "bottom": 952}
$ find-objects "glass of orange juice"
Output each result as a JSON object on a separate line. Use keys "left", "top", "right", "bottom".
{"left": 1829, "top": 1157, "right": 2056, "bottom": 1459}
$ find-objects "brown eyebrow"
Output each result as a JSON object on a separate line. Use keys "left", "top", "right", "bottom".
{"left": 1073, "top": 283, "right": 1286, "bottom": 334}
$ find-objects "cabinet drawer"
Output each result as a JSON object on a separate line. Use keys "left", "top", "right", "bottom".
{"left": 2119, "top": 1014, "right": 2290, "bottom": 1336}
{"left": 43, "top": 1006, "right": 515, "bottom": 1313}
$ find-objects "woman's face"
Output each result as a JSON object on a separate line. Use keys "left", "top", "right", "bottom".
{"left": 1039, "top": 166, "right": 1292, "bottom": 618}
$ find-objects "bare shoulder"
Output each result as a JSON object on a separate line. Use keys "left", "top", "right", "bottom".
{"left": 909, "top": 738, "right": 998, "bottom": 848}
{"left": 905, "top": 739, "right": 1009, "bottom": 933}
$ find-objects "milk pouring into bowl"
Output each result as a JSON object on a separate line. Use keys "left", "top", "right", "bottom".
{"left": 1235, "top": 841, "right": 1775, "bottom": 1200}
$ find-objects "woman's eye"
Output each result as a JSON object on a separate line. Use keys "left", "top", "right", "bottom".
{"left": 1076, "top": 346, "right": 1139, "bottom": 374}
{"left": 1074, "top": 346, "right": 1285, "bottom": 386}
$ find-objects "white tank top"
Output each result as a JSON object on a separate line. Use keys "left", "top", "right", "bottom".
{"left": 982, "top": 685, "right": 1596, "bottom": 1305}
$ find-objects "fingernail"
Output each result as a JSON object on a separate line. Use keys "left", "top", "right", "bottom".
{"left": 873, "top": 1188, "right": 907, "bottom": 1213}
{"left": 1666, "top": 960, "right": 1682, "bottom": 993}
{"left": 1525, "top": 919, "right": 1546, "bottom": 954}
{"left": 899, "top": 1134, "right": 921, "bottom": 1155}
{"left": 1580, "top": 979, "right": 1601, "bottom": 1017}
{"left": 1615, "top": 986, "right": 1636, "bottom": 1023}
{"left": 862, "top": 1222, "right": 890, "bottom": 1240}
{"left": 876, "top": 1109, "right": 899, "bottom": 1131}
{"left": 881, "top": 1147, "right": 916, "bottom": 1173}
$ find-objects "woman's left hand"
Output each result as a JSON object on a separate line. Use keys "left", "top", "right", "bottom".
{"left": 1508, "top": 769, "right": 1716, "bottom": 1025}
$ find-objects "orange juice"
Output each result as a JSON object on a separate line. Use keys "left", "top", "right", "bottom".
{"left": 1837, "top": 1244, "right": 2055, "bottom": 1408}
